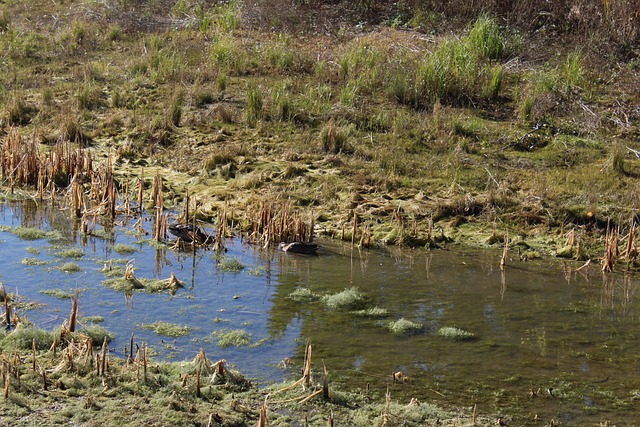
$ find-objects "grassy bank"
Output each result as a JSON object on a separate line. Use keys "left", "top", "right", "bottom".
{"left": 1, "top": 1, "right": 639, "bottom": 264}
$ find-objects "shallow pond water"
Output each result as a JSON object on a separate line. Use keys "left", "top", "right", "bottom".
{"left": 1, "top": 199, "right": 639, "bottom": 425}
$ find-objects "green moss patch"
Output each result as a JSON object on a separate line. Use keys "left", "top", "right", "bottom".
{"left": 321, "top": 287, "right": 369, "bottom": 311}
{"left": 139, "top": 321, "right": 193, "bottom": 337}
{"left": 437, "top": 326, "right": 476, "bottom": 340}
{"left": 388, "top": 318, "right": 424, "bottom": 336}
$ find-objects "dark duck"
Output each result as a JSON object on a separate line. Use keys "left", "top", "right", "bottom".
{"left": 168, "top": 223, "right": 214, "bottom": 245}
{"left": 279, "top": 241, "right": 319, "bottom": 255}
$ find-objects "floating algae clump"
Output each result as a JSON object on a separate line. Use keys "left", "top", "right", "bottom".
{"left": 57, "top": 248, "right": 84, "bottom": 258}
{"left": 214, "top": 329, "right": 252, "bottom": 347}
{"left": 217, "top": 256, "right": 245, "bottom": 272}
{"left": 140, "top": 321, "right": 193, "bottom": 337}
{"left": 322, "top": 287, "right": 368, "bottom": 311}
{"left": 388, "top": 318, "right": 424, "bottom": 336}
{"left": 58, "top": 262, "right": 82, "bottom": 273}
{"left": 113, "top": 243, "right": 137, "bottom": 255}
{"left": 288, "top": 287, "right": 320, "bottom": 302}
{"left": 353, "top": 306, "right": 390, "bottom": 318}
{"left": 438, "top": 326, "right": 476, "bottom": 340}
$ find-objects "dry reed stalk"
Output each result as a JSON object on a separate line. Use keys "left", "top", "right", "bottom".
{"left": 303, "top": 343, "right": 312, "bottom": 390}
{"left": 135, "top": 347, "right": 141, "bottom": 381}
{"left": 328, "top": 411, "right": 334, "bottom": 427}
{"left": 3, "top": 288, "right": 10, "bottom": 329}
{"left": 32, "top": 338, "right": 37, "bottom": 372}
{"left": 4, "top": 377, "right": 8, "bottom": 399}
{"left": 41, "top": 367, "right": 47, "bottom": 391}
{"left": 129, "top": 333, "right": 134, "bottom": 364}
{"left": 602, "top": 221, "right": 620, "bottom": 272}
{"left": 137, "top": 170, "right": 144, "bottom": 214}
{"left": 100, "top": 337, "right": 108, "bottom": 376}
{"left": 71, "top": 173, "right": 84, "bottom": 217}
{"left": 196, "top": 366, "right": 201, "bottom": 398}
{"left": 143, "top": 343, "right": 147, "bottom": 383}
{"left": 322, "top": 361, "right": 328, "bottom": 399}
{"left": 68, "top": 291, "right": 79, "bottom": 333}
{"left": 382, "top": 388, "right": 391, "bottom": 426}
{"left": 351, "top": 210, "right": 357, "bottom": 246}
{"left": 500, "top": 233, "right": 508, "bottom": 270}
{"left": 472, "top": 404, "right": 477, "bottom": 425}
{"left": 258, "top": 401, "right": 268, "bottom": 427}
{"left": 624, "top": 219, "right": 638, "bottom": 262}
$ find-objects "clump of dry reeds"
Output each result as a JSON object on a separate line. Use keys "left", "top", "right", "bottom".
{"left": 1, "top": 130, "right": 92, "bottom": 193}
{"left": 244, "top": 196, "right": 314, "bottom": 247}
{"left": 602, "top": 221, "right": 619, "bottom": 273}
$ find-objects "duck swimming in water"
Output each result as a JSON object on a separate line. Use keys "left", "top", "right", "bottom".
{"left": 279, "top": 241, "right": 319, "bottom": 255}
{"left": 168, "top": 223, "right": 214, "bottom": 245}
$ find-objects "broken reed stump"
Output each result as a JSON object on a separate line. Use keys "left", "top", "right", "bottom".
{"left": 258, "top": 401, "right": 268, "bottom": 427}
{"left": 500, "top": 233, "right": 508, "bottom": 271}
{"left": 3, "top": 288, "right": 10, "bottom": 329}
{"left": 68, "top": 291, "right": 79, "bottom": 333}
{"left": 602, "top": 221, "right": 620, "bottom": 272}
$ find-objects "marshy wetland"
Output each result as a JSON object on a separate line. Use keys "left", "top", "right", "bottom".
{"left": 1, "top": 0, "right": 640, "bottom": 425}
{"left": 1, "top": 199, "right": 640, "bottom": 425}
